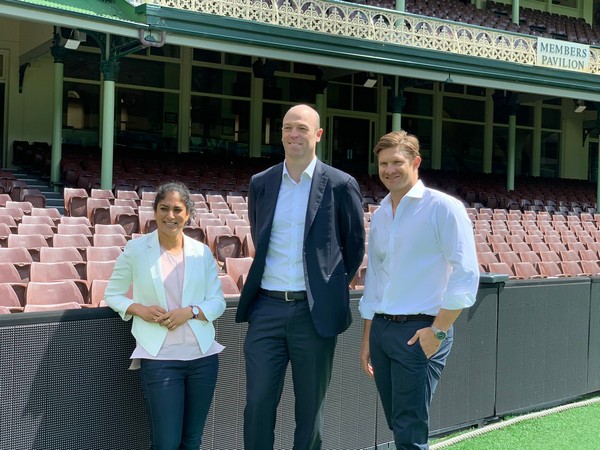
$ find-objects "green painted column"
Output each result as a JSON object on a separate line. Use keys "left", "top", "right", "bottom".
{"left": 532, "top": 100, "right": 542, "bottom": 177}
{"left": 483, "top": 89, "right": 493, "bottom": 173}
{"left": 507, "top": 113, "right": 516, "bottom": 191}
{"left": 178, "top": 47, "right": 192, "bottom": 154}
{"left": 250, "top": 74, "right": 263, "bottom": 158}
{"left": 512, "top": 0, "right": 520, "bottom": 25}
{"left": 315, "top": 93, "right": 325, "bottom": 161}
{"left": 432, "top": 83, "right": 443, "bottom": 170}
{"left": 99, "top": 60, "right": 119, "bottom": 191}
{"left": 390, "top": 93, "right": 405, "bottom": 132}
{"left": 50, "top": 44, "right": 68, "bottom": 191}
{"left": 395, "top": 0, "right": 405, "bottom": 11}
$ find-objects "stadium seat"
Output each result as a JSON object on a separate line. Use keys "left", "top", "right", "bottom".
{"left": 218, "top": 273, "right": 240, "bottom": 297}
{"left": 8, "top": 233, "right": 49, "bottom": 261}
{"left": 94, "top": 224, "right": 128, "bottom": 236}
{"left": 0, "top": 207, "right": 24, "bottom": 223}
{"left": 86, "top": 246, "right": 122, "bottom": 262}
{"left": 537, "top": 261, "right": 567, "bottom": 277}
{"left": 109, "top": 205, "right": 138, "bottom": 235}
{"left": 24, "top": 280, "right": 87, "bottom": 311}
{"left": 40, "top": 246, "right": 86, "bottom": 278}
{"left": 242, "top": 233, "right": 255, "bottom": 258}
{"left": 0, "top": 223, "right": 12, "bottom": 247}
{"left": 22, "top": 215, "right": 57, "bottom": 230}
{"left": 17, "top": 223, "right": 54, "bottom": 245}
{"left": 0, "top": 283, "right": 24, "bottom": 312}
{"left": 93, "top": 234, "right": 128, "bottom": 248}
{"left": 513, "top": 262, "right": 543, "bottom": 279}
{"left": 138, "top": 209, "right": 157, "bottom": 234}
{"left": 205, "top": 225, "right": 241, "bottom": 265}
{"left": 31, "top": 207, "right": 61, "bottom": 224}
{"left": 20, "top": 189, "right": 46, "bottom": 208}
{"left": 60, "top": 216, "right": 93, "bottom": 228}
{"left": 30, "top": 261, "right": 89, "bottom": 301}
{"left": 86, "top": 198, "right": 111, "bottom": 226}
{"left": 63, "top": 187, "right": 89, "bottom": 217}
{"left": 182, "top": 226, "right": 205, "bottom": 243}
{"left": 6, "top": 200, "right": 33, "bottom": 215}
{"left": 89, "top": 279, "right": 109, "bottom": 307}
{"left": 224, "top": 256, "right": 253, "bottom": 290}
{"left": 53, "top": 234, "right": 92, "bottom": 259}
{"left": 86, "top": 260, "right": 116, "bottom": 282}
{"left": 91, "top": 188, "right": 115, "bottom": 203}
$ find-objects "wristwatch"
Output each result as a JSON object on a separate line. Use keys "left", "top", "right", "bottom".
{"left": 431, "top": 324, "right": 448, "bottom": 341}
{"left": 191, "top": 305, "right": 200, "bottom": 320}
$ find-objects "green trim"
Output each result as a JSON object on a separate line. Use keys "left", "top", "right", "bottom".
{"left": 141, "top": 4, "right": 600, "bottom": 95}
{"left": 0, "top": 0, "right": 144, "bottom": 25}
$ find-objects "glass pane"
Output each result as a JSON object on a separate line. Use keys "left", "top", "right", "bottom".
{"left": 327, "top": 83, "right": 352, "bottom": 110}
{"left": 63, "top": 82, "right": 101, "bottom": 136}
{"left": 191, "top": 67, "right": 250, "bottom": 96}
{"left": 441, "top": 122, "right": 484, "bottom": 172}
{"left": 516, "top": 105, "right": 534, "bottom": 127}
{"left": 190, "top": 96, "right": 250, "bottom": 156}
{"left": 541, "top": 131, "right": 560, "bottom": 178}
{"left": 402, "top": 91, "right": 432, "bottom": 116}
{"left": 542, "top": 108, "right": 561, "bottom": 130}
{"left": 353, "top": 86, "right": 377, "bottom": 113}
{"left": 193, "top": 49, "right": 220, "bottom": 63}
{"left": 150, "top": 44, "right": 180, "bottom": 59}
{"left": 118, "top": 59, "right": 178, "bottom": 89}
{"left": 64, "top": 52, "right": 100, "bottom": 81}
{"left": 492, "top": 126, "right": 508, "bottom": 175}
{"left": 224, "top": 53, "right": 251, "bottom": 67}
{"left": 444, "top": 96, "right": 485, "bottom": 122}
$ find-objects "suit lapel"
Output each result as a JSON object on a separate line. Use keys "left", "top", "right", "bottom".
{"left": 305, "top": 160, "right": 328, "bottom": 239}
{"left": 257, "top": 164, "right": 283, "bottom": 244}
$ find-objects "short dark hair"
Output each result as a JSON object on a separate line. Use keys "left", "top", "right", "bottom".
{"left": 373, "top": 130, "right": 420, "bottom": 161}
{"left": 153, "top": 181, "right": 195, "bottom": 224}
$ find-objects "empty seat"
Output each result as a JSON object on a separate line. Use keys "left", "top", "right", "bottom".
{"left": 182, "top": 226, "right": 205, "bottom": 243}
{"left": 58, "top": 222, "right": 93, "bottom": 235}
{"left": 95, "top": 224, "right": 128, "bottom": 236}
{"left": 537, "top": 261, "right": 566, "bottom": 277}
{"left": 86, "top": 198, "right": 111, "bottom": 225}
{"left": 24, "top": 280, "right": 86, "bottom": 311}
{"left": 0, "top": 283, "right": 24, "bottom": 312}
{"left": 488, "top": 262, "right": 519, "bottom": 279}
{"left": 205, "top": 225, "right": 241, "bottom": 265}
{"left": 497, "top": 252, "right": 521, "bottom": 266}
{"left": 138, "top": 209, "right": 157, "bottom": 234}
{"left": 224, "top": 256, "right": 253, "bottom": 290}
{"left": 86, "top": 260, "right": 116, "bottom": 282}
{"left": 53, "top": 234, "right": 92, "bottom": 258}
{"left": 30, "top": 261, "right": 88, "bottom": 300}
{"left": 86, "top": 246, "right": 122, "bottom": 262}
{"left": 61, "top": 216, "right": 93, "bottom": 227}
{"left": 0, "top": 223, "right": 12, "bottom": 247}
{"left": 242, "top": 233, "right": 255, "bottom": 258}
{"left": 0, "top": 207, "right": 24, "bottom": 223}
{"left": 90, "top": 279, "right": 109, "bottom": 307}
{"left": 63, "top": 188, "right": 89, "bottom": 217}
{"left": 218, "top": 273, "right": 240, "bottom": 297}
{"left": 20, "top": 189, "right": 46, "bottom": 208}
{"left": 8, "top": 233, "right": 49, "bottom": 261}
{"left": 91, "top": 188, "right": 115, "bottom": 202}
{"left": 17, "top": 223, "right": 54, "bottom": 245}
{"left": 93, "top": 234, "right": 128, "bottom": 247}
{"left": 580, "top": 260, "right": 600, "bottom": 275}
{"left": 559, "top": 250, "right": 580, "bottom": 262}
{"left": 513, "top": 262, "right": 543, "bottom": 279}
{"left": 560, "top": 261, "right": 587, "bottom": 277}
{"left": 109, "top": 205, "right": 138, "bottom": 235}
{"left": 31, "top": 207, "right": 61, "bottom": 224}
{"left": 6, "top": 200, "right": 33, "bottom": 215}
{"left": 40, "top": 246, "right": 86, "bottom": 278}
{"left": 22, "top": 215, "right": 57, "bottom": 230}
{"left": 0, "top": 247, "right": 33, "bottom": 280}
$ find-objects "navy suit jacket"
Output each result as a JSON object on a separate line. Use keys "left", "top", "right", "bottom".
{"left": 235, "top": 159, "right": 365, "bottom": 338}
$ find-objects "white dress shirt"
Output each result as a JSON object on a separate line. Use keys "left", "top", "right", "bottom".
{"left": 261, "top": 157, "right": 317, "bottom": 291}
{"left": 359, "top": 180, "right": 479, "bottom": 319}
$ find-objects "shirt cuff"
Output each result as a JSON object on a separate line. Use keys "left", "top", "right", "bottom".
{"left": 358, "top": 298, "right": 376, "bottom": 320}
{"left": 441, "top": 292, "right": 476, "bottom": 310}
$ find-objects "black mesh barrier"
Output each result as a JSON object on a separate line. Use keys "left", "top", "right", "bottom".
{"left": 3, "top": 279, "right": 597, "bottom": 450}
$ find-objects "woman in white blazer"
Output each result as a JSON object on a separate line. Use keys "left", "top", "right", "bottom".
{"left": 105, "top": 181, "right": 225, "bottom": 450}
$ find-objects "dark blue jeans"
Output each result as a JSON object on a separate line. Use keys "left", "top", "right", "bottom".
{"left": 243, "top": 294, "right": 337, "bottom": 450}
{"left": 140, "top": 355, "right": 219, "bottom": 450}
{"left": 369, "top": 316, "right": 453, "bottom": 450}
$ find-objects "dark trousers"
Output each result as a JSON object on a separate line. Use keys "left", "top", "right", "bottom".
{"left": 140, "top": 355, "right": 219, "bottom": 450}
{"left": 243, "top": 294, "right": 337, "bottom": 450}
{"left": 369, "top": 316, "right": 453, "bottom": 450}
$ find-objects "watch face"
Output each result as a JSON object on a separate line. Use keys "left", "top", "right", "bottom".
{"left": 192, "top": 306, "right": 199, "bottom": 315}
{"left": 435, "top": 331, "right": 447, "bottom": 340}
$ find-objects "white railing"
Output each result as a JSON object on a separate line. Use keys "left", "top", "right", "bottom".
{"left": 138, "top": 0, "right": 600, "bottom": 75}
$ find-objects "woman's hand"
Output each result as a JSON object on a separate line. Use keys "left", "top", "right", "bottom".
{"left": 156, "top": 307, "right": 194, "bottom": 331}
{"left": 127, "top": 303, "right": 167, "bottom": 323}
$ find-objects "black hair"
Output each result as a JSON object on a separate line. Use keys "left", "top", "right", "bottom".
{"left": 153, "top": 181, "right": 195, "bottom": 224}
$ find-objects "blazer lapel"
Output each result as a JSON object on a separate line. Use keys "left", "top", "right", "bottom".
{"left": 257, "top": 164, "right": 283, "bottom": 244}
{"left": 148, "top": 232, "right": 168, "bottom": 309}
{"left": 305, "top": 160, "right": 328, "bottom": 239}
{"left": 181, "top": 235, "right": 195, "bottom": 305}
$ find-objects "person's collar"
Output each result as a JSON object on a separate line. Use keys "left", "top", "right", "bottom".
{"left": 380, "top": 179, "right": 425, "bottom": 208}
{"left": 283, "top": 156, "right": 317, "bottom": 181}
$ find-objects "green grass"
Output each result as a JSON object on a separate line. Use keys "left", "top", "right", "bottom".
{"left": 432, "top": 400, "right": 600, "bottom": 449}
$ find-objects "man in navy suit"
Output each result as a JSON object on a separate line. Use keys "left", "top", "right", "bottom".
{"left": 236, "top": 104, "right": 365, "bottom": 449}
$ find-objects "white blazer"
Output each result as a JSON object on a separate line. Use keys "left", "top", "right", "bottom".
{"left": 104, "top": 231, "right": 226, "bottom": 357}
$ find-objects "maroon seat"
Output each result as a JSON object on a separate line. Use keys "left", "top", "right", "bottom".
{"left": 86, "top": 246, "right": 122, "bottom": 262}
{"left": 24, "top": 280, "right": 86, "bottom": 312}
{"left": 7, "top": 233, "right": 49, "bottom": 262}
{"left": 224, "top": 256, "right": 253, "bottom": 290}
{"left": 0, "top": 283, "right": 24, "bottom": 312}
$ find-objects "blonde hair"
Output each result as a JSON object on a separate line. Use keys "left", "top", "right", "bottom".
{"left": 373, "top": 130, "right": 420, "bottom": 161}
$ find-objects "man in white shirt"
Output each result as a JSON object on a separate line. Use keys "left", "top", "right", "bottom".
{"left": 236, "top": 104, "right": 365, "bottom": 449}
{"left": 359, "top": 130, "right": 479, "bottom": 450}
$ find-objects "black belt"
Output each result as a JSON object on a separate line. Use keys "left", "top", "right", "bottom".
{"left": 375, "top": 313, "right": 435, "bottom": 323}
{"left": 259, "top": 289, "right": 307, "bottom": 301}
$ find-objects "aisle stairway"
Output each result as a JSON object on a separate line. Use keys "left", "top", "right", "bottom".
{"left": 8, "top": 169, "right": 64, "bottom": 214}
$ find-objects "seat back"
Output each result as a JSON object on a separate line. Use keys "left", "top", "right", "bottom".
{"left": 86, "top": 246, "right": 122, "bottom": 262}
{"left": 93, "top": 234, "right": 128, "bottom": 248}
{"left": 25, "top": 280, "right": 85, "bottom": 307}
{"left": 86, "top": 260, "right": 116, "bottom": 281}
{"left": 224, "top": 256, "right": 253, "bottom": 289}
{"left": 218, "top": 273, "right": 240, "bottom": 296}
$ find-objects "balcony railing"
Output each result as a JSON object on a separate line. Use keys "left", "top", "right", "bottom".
{"left": 139, "top": 0, "right": 600, "bottom": 75}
